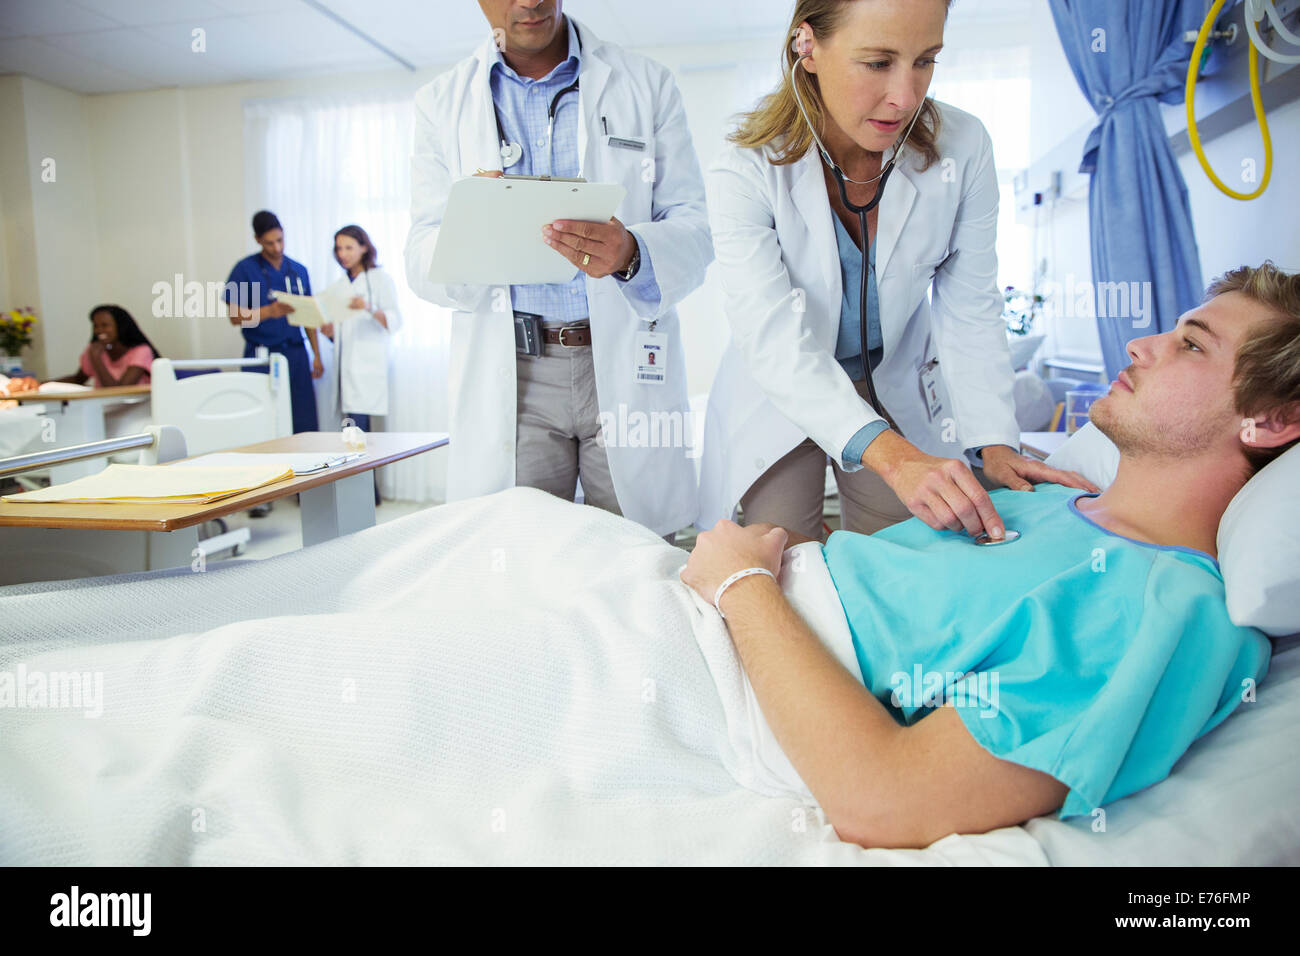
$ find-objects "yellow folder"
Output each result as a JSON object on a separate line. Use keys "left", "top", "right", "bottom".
{"left": 1, "top": 463, "right": 294, "bottom": 505}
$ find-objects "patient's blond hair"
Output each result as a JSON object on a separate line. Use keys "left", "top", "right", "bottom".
{"left": 1205, "top": 261, "right": 1300, "bottom": 474}
{"left": 730, "top": 0, "right": 954, "bottom": 170}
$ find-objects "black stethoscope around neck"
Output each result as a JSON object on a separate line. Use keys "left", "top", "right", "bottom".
{"left": 493, "top": 20, "right": 583, "bottom": 177}
{"left": 790, "top": 51, "right": 925, "bottom": 415}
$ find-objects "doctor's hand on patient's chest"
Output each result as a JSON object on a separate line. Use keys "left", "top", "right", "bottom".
{"left": 865, "top": 431, "right": 1010, "bottom": 540}
{"left": 977, "top": 445, "right": 1098, "bottom": 495}
{"left": 542, "top": 217, "right": 637, "bottom": 279}
{"left": 866, "top": 435, "right": 1100, "bottom": 540}
{"left": 680, "top": 520, "right": 788, "bottom": 612}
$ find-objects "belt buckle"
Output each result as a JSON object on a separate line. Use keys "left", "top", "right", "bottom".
{"left": 556, "top": 324, "right": 587, "bottom": 348}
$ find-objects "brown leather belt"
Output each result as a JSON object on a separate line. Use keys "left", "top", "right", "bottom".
{"left": 542, "top": 324, "right": 592, "bottom": 348}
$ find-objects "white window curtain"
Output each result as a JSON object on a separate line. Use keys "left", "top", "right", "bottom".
{"left": 244, "top": 92, "right": 451, "bottom": 503}
{"left": 929, "top": 45, "right": 1033, "bottom": 293}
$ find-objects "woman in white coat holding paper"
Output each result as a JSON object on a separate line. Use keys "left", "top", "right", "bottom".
{"left": 700, "top": 0, "right": 1092, "bottom": 541}
{"left": 322, "top": 225, "right": 402, "bottom": 504}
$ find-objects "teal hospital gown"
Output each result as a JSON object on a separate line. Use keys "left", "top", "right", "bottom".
{"left": 822, "top": 484, "right": 1271, "bottom": 820}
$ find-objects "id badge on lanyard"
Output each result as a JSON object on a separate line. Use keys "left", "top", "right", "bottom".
{"left": 918, "top": 357, "right": 943, "bottom": 422}
{"left": 634, "top": 323, "right": 666, "bottom": 385}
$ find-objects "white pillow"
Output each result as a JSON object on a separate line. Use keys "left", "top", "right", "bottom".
{"left": 1012, "top": 371, "right": 1055, "bottom": 432}
{"left": 1045, "top": 422, "right": 1300, "bottom": 637}
{"left": 1218, "top": 444, "right": 1300, "bottom": 636}
{"left": 1043, "top": 421, "right": 1119, "bottom": 488}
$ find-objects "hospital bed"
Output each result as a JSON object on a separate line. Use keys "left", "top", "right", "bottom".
{"left": 2, "top": 351, "right": 292, "bottom": 561}
{"left": 148, "top": 350, "right": 292, "bottom": 456}
{"left": 1, "top": 471, "right": 1295, "bottom": 866}
{"left": 147, "top": 350, "right": 293, "bottom": 560}
{"left": 2, "top": 384, "right": 152, "bottom": 484}
{"left": 0, "top": 426, "right": 203, "bottom": 583}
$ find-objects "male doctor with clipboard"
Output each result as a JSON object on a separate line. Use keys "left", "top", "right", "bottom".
{"left": 405, "top": 1, "right": 712, "bottom": 540}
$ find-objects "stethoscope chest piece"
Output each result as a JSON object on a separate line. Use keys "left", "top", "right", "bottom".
{"left": 500, "top": 141, "right": 523, "bottom": 168}
{"left": 973, "top": 529, "right": 1021, "bottom": 546}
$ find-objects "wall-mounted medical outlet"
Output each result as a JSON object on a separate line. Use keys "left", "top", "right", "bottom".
{"left": 1014, "top": 167, "right": 1065, "bottom": 215}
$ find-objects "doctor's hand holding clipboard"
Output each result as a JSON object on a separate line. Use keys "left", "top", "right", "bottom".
{"left": 470, "top": 168, "right": 641, "bottom": 282}
{"left": 697, "top": 0, "right": 1094, "bottom": 543}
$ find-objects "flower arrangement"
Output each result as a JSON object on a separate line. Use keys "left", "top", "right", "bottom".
{"left": 1002, "top": 286, "right": 1043, "bottom": 336}
{"left": 1, "top": 307, "right": 37, "bottom": 356}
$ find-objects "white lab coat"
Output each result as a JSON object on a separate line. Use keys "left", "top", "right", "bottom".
{"left": 697, "top": 100, "right": 1021, "bottom": 528}
{"left": 324, "top": 267, "right": 402, "bottom": 416}
{"left": 405, "top": 17, "right": 712, "bottom": 535}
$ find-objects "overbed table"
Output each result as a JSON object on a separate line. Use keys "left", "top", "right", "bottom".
{"left": 8, "top": 385, "right": 152, "bottom": 482}
{"left": 0, "top": 431, "right": 449, "bottom": 586}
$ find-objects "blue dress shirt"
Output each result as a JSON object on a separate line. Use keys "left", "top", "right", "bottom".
{"left": 832, "top": 214, "right": 889, "bottom": 467}
{"left": 489, "top": 16, "right": 660, "bottom": 322}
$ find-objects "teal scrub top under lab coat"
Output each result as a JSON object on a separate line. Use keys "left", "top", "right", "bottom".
{"left": 822, "top": 483, "right": 1271, "bottom": 820}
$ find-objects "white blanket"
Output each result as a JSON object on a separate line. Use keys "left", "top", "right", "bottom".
{"left": 0, "top": 488, "right": 1045, "bottom": 865}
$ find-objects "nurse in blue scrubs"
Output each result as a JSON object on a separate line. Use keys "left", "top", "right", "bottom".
{"left": 223, "top": 210, "right": 324, "bottom": 433}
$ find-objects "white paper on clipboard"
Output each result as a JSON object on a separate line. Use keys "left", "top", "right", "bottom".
{"left": 430, "top": 176, "right": 627, "bottom": 286}
{"left": 271, "top": 291, "right": 342, "bottom": 329}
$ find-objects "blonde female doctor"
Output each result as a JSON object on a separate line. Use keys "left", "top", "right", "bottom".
{"left": 699, "top": 0, "right": 1092, "bottom": 541}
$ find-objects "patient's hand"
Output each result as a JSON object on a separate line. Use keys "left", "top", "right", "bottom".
{"left": 681, "top": 520, "right": 788, "bottom": 608}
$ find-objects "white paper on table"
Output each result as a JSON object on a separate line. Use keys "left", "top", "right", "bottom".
{"left": 172, "top": 452, "right": 364, "bottom": 475}
{"left": 36, "top": 382, "right": 93, "bottom": 394}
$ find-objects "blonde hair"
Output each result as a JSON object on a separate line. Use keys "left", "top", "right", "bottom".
{"left": 730, "top": 0, "right": 954, "bottom": 169}
{"left": 1205, "top": 261, "right": 1300, "bottom": 474}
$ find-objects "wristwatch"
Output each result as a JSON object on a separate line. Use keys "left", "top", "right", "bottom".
{"left": 616, "top": 242, "right": 641, "bottom": 282}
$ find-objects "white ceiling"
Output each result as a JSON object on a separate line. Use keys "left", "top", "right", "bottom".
{"left": 0, "top": 0, "right": 1034, "bottom": 96}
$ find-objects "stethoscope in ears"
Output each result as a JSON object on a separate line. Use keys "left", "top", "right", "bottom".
{"left": 789, "top": 25, "right": 926, "bottom": 214}
{"left": 789, "top": 24, "right": 926, "bottom": 417}
{"left": 493, "top": 21, "right": 583, "bottom": 177}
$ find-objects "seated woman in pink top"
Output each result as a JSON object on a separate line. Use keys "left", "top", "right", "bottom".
{"left": 53, "top": 305, "right": 160, "bottom": 387}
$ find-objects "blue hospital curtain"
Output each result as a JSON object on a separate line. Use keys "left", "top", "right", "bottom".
{"left": 1047, "top": 0, "right": 1206, "bottom": 380}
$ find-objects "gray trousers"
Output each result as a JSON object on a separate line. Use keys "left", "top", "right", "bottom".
{"left": 740, "top": 380, "right": 912, "bottom": 539}
{"left": 515, "top": 334, "right": 679, "bottom": 545}
{"left": 514, "top": 336, "right": 679, "bottom": 545}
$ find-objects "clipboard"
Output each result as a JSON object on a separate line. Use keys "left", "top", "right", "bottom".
{"left": 430, "top": 176, "right": 627, "bottom": 285}
{"left": 271, "top": 290, "right": 342, "bottom": 329}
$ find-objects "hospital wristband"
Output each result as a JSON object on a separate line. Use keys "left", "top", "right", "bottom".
{"left": 713, "top": 567, "right": 777, "bottom": 619}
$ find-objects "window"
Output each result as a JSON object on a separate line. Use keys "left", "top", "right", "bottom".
{"left": 245, "top": 92, "right": 451, "bottom": 501}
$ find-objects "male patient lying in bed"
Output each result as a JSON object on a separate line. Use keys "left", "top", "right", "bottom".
{"left": 680, "top": 263, "right": 1300, "bottom": 849}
